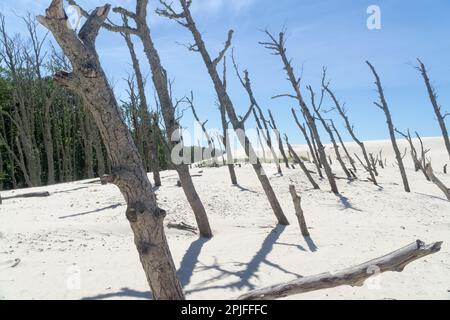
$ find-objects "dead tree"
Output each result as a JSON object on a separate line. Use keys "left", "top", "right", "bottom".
{"left": 415, "top": 132, "right": 430, "bottom": 176}
{"left": 323, "top": 78, "right": 377, "bottom": 185}
{"left": 252, "top": 108, "right": 282, "bottom": 175}
{"left": 268, "top": 109, "right": 290, "bottom": 169}
{"left": 187, "top": 92, "right": 216, "bottom": 165}
{"left": 369, "top": 153, "right": 379, "bottom": 177}
{"left": 37, "top": 0, "right": 183, "bottom": 299}
{"left": 285, "top": 136, "right": 320, "bottom": 190}
{"left": 289, "top": 185, "right": 310, "bottom": 236}
{"left": 233, "top": 60, "right": 283, "bottom": 176}
{"left": 120, "top": 18, "right": 161, "bottom": 186}
{"left": 261, "top": 31, "right": 338, "bottom": 193}
{"left": 425, "top": 164, "right": 450, "bottom": 201}
{"left": 156, "top": 1, "right": 290, "bottom": 225}
{"left": 367, "top": 61, "right": 410, "bottom": 192}
{"left": 378, "top": 150, "right": 384, "bottom": 169}
{"left": 444, "top": 164, "right": 447, "bottom": 174}
{"left": 417, "top": 59, "right": 450, "bottom": 158}
{"left": 395, "top": 129, "right": 430, "bottom": 181}
{"left": 291, "top": 109, "right": 323, "bottom": 178}
{"left": 220, "top": 58, "right": 237, "bottom": 184}
{"left": 90, "top": 0, "right": 214, "bottom": 238}
{"left": 307, "top": 83, "right": 352, "bottom": 180}
{"left": 329, "top": 120, "right": 357, "bottom": 172}
{"left": 238, "top": 240, "right": 442, "bottom": 300}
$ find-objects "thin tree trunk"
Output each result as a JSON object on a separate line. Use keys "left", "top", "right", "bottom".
{"left": 367, "top": 61, "right": 410, "bottom": 192}
{"left": 157, "top": 4, "right": 289, "bottom": 225}
{"left": 131, "top": 5, "right": 212, "bottom": 238}
{"left": 330, "top": 120, "right": 357, "bottom": 172}
{"left": 289, "top": 185, "right": 310, "bottom": 236}
{"left": 425, "top": 164, "right": 450, "bottom": 200}
{"left": 324, "top": 82, "right": 377, "bottom": 185}
{"left": 268, "top": 110, "right": 290, "bottom": 169}
{"left": 261, "top": 33, "right": 338, "bottom": 193}
{"left": 286, "top": 137, "right": 320, "bottom": 190}
{"left": 417, "top": 59, "right": 450, "bottom": 159}
{"left": 291, "top": 109, "right": 323, "bottom": 178}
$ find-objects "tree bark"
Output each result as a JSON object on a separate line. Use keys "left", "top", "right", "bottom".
{"left": 37, "top": 1, "right": 184, "bottom": 300}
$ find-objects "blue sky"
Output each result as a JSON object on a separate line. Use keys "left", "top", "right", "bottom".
{"left": 1, "top": 0, "right": 450, "bottom": 144}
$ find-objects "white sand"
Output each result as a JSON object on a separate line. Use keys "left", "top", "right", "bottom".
{"left": 1, "top": 137, "right": 449, "bottom": 300}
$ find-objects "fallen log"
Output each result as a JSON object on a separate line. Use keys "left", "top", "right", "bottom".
{"left": 238, "top": 240, "right": 442, "bottom": 300}
{"left": 167, "top": 222, "right": 197, "bottom": 234}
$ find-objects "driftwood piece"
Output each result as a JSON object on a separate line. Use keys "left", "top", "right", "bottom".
{"left": 238, "top": 240, "right": 442, "bottom": 300}
{"left": 289, "top": 185, "right": 310, "bottom": 237}
{"left": 167, "top": 222, "right": 197, "bottom": 234}
{"left": 426, "top": 164, "right": 450, "bottom": 200}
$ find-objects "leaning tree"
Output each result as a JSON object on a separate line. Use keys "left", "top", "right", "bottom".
{"left": 37, "top": 0, "right": 184, "bottom": 299}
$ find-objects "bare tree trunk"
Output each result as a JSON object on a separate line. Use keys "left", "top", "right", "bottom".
{"left": 291, "top": 109, "right": 323, "bottom": 178}
{"left": 252, "top": 108, "right": 282, "bottom": 175}
{"left": 324, "top": 82, "right": 378, "bottom": 185}
{"left": 156, "top": 2, "right": 289, "bottom": 225}
{"left": 219, "top": 62, "right": 238, "bottom": 185}
{"left": 261, "top": 32, "right": 338, "bottom": 193}
{"left": 130, "top": 4, "right": 212, "bottom": 238}
{"left": 238, "top": 240, "right": 442, "bottom": 300}
{"left": 425, "top": 164, "right": 450, "bottom": 200}
{"left": 286, "top": 138, "right": 319, "bottom": 190}
{"left": 307, "top": 83, "right": 351, "bottom": 180}
{"left": 93, "top": 130, "right": 106, "bottom": 177}
{"left": 268, "top": 109, "right": 290, "bottom": 169}
{"left": 289, "top": 185, "right": 310, "bottom": 236}
{"left": 367, "top": 61, "right": 410, "bottom": 192}
{"left": 395, "top": 129, "right": 430, "bottom": 181}
{"left": 37, "top": 1, "right": 184, "bottom": 300}
{"left": 417, "top": 59, "right": 450, "bottom": 159}
{"left": 330, "top": 120, "right": 357, "bottom": 172}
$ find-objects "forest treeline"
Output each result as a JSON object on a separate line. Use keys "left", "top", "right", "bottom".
{"left": 0, "top": 15, "right": 170, "bottom": 190}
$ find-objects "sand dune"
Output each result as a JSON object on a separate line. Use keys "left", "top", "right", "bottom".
{"left": 0, "top": 137, "right": 449, "bottom": 300}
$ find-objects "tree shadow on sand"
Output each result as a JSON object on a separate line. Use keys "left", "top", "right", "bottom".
{"left": 82, "top": 287, "right": 152, "bottom": 300}
{"left": 177, "top": 237, "right": 211, "bottom": 288}
{"left": 336, "top": 193, "right": 363, "bottom": 212}
{"left": 183, "top": 225, "right": 303, "bottom": 295}
{"left": 58, "top": 203, "right": 124, "bottom": 219}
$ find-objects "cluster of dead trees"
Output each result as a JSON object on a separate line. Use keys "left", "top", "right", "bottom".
{"left": 0, "top": 14, "right": 174, "bottom": 191}
{"left": 28, "top": 0, "right": 446, "bottom": 300}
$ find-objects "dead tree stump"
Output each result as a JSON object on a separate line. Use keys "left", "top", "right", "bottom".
{"left": 289, "top": 185, "right": 310, "bottom": 237}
